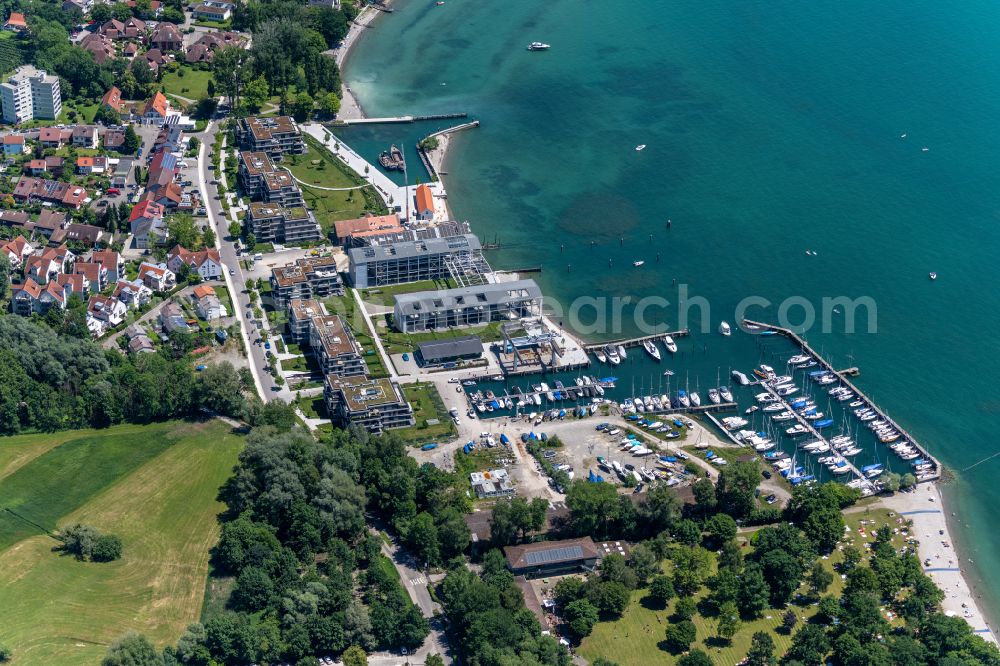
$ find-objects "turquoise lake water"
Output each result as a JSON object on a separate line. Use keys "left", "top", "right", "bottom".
{"left": 344, "top": 0, "right": 1000, "bottom": 625}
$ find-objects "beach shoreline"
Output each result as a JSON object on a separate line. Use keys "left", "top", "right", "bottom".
{"left": 878, "top": 485, "right": 997, "bottom": 644}
{"left": 335, "top": 4, "right": 382, "bottom": 121}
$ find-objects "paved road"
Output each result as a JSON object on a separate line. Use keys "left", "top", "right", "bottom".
{"left": 195, "top": 120, "right": 273, "bottom": 400}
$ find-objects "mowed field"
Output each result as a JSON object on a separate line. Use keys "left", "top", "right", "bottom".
{"left": 0, "top": 420, "right": 242, "bottom": 665}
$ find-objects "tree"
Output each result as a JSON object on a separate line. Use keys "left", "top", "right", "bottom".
{"left": 678, "top": 650, "right": 713, "bottom": 666}
{"left": 291, "top": 91, "right": 314, "bottom": 121}
{"left": 565, "top": 598, "right": 599, "bottom": 638}
{"left": 245, "top": 232, "right": 256, "bottom": 251}
{"left": 664, "top": 620, "right": 696, "bottom": 654}
{"left": 92, "top": 534, "right": 123, "bottom": 562}
{"left": 746, "top": 631, "right": 777, "bottom": 666}
{"left": 692, "top": 477, "right": 717, "bottom": 515}
{"left": 102, "top": 632, "right": 163, "bottom": 666}
{"left": 782, "top": 624, "right": 829, "bottom": 665}
{"left": 807, "top": 560, "right": 833, "bottom": 596}
{"left": 406, "top": 511, "right": 440, "bottom": 566}
{"left": 672, "top": 518, "right": 701, "bottom": 546}
{"left": 704, "top": 513, "right": 737, "bottom": 549}
{"left": 587, "top": 580, "right": 630, "bottom": 617}
{"left": 0, "top": 644, "right": 11, "bottom": 662}
{"left": 671, "top": 545, "right": 713, "bottom": 595}
{"left": 801, "top": 506, "right": 844, "bottom": 554}
{"left": 566, "top": 480, "right": 620, "bottom": 539}
{"left": 342, "top": 645, "right": 367, "bottom": 666}
{"left": 881, "top": 471, "right": 902, "bottom": 492}
{"left": 228, "top": 221, "right": 242, "bottom": 240}
{"left": 717, "top": 601, "right": 741, "bottom": 642}
{"left": 95, "top": 104, "right": 120, "bottom": 126}
{"left": 760, "top": 548, "right": 805, "bottom": 606}
{"left": 318, "top": 92, "right": 341, "bottom": 117}
{"left": 194, "top": 96, "right": 218, "bottom": 120}
{"left": 167, "top": 213, "right": 200, "bottom": 249}
{"left": 648, "top": 575, "right": 675, "bottom": 607}
{"left": 0, "top": 253, "right": 10, "bottom": 299}
{"left": 195, "top": 362, "right": 245, "bottom": 416}
{"left": 627, "top": 543, "right": 659, "bottom": 583}
{"left": 815, "top": 595, "right": 840, "bottom": 624}
{"left": 56, "top": 523, "right": 122, "bottom": 561}
{"left": 716, "top": 460, "right": 760, "bottom": 519}
{"left": 424, "top": 656, "right": 445, "bottom": 666}
{"left": 122, "top": 124, "right": 141, "bottom": 154}
{"left": 202, "top": 227, "right": 216, "bottom": 248}
{"left": 781, "top": 609, "right": 798, "bottom": 633}
{"left": 674, "top": 596, "right": 696, "bottom": 621}
{"left": 243, "top": 75, "right": 270, "bottom": 113}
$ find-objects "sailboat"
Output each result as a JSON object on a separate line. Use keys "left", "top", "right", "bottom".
{"left": 689, "top": 378, "right": 701, "bottom": 407}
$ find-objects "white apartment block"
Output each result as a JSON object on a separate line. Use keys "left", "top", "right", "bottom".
{"left": 0, "top": 66, "right": 62, "bottom": 124}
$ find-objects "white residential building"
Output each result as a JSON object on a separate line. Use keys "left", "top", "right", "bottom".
{"left": 0, "top": 66, "right": 62, "bottom": 124}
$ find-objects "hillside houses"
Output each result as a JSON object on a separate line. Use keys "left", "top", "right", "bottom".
{"left": 166, "top": 245, "right": 224, "bottom": 280}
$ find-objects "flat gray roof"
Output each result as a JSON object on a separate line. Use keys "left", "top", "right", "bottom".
{"left": 417, "top": 336, "right": 484, "bottom": 361}
{"left": 394, "top": 279, "right": 542, "bottom": 317}
{"left": 348, "top": 233, "right": 481, "bottom": 264}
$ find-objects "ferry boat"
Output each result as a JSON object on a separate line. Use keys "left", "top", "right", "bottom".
{"left": 719, "top": 321, "right": 731, "bottom": 336}
{"left": 663, "top": 335, "right": 678, "bottom": 354}
{"left": 527, "top": 42, "right": 551, "bottom": 51}
{"left": 643, "top": 339, "right": 661, "bottom": 361}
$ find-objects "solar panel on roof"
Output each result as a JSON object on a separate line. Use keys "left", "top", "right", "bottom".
{"left": 523, "top": 545, "right": 584, "bottom": 565}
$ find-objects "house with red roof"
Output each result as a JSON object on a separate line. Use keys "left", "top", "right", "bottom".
{"left": 11, "top": 279, "right": 69, "bottom": 316}
{"left": 166, "top": 245, "right": 224, "bottom": 280}
{"left": 38, "top": 127, "right": 67, "bottom": 149}
{"left": 112, "top": 279, "right": 152, "bottom": 309}
{"left": 149, "top": 22, "right": 182, "bottom": 51}
{"left": 92, "top": 249, "right": 123, "bottom": 282}
{"left": 101, "top": 86, "right": 127, "bottom": 114}
{"left": 73, "top": 261, "right": 107, "bottom": 293}
{"left": 142, "top": 91, "right": 170, "bottom": 125}
{"left": 87, "top": 294, "right": 127, "bottom": 330}
{"left": 3, "top": 12, "right": 27, "bottom": 32}
{"left": 129, "top": 200, "right": 168, "bottom": 249}
{"left": 414, "top": 184, "right": 435, "bottom": 221}
{"left": 137, "top": 261, "right": 175, "bottom": 291}
{"left": 0, "top": 236, "right": 35, "bottom": 268}
{"left": 2, "top": 134, "right": 27, "bottom": 156}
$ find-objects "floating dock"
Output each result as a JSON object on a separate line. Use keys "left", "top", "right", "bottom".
{"left": 743, "top": 318, "right": 941, "bottom": 483}
{"left": 582, "top": 329, "right": 691, "bottom": 353}
{"left": 332, "top": 113, "right": 469, "bottom": 126}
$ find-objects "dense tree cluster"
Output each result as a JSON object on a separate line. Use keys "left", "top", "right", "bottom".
{"left": 439, "top": 550, "right": 571, "bottom": 666}
{"left": 0, "top": 315, "right": 271, "bottom": 433}
{"left": 55, "top": 523, "right": 122, "bottom": 562}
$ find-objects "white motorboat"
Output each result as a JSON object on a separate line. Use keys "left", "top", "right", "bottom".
{"left": 605, "top": 346, "right": 621, "bottom": 365}
{"left": 635, "top": 144, "right": 646, "bottom": 151}
{"left": 787, "top": 354, "right": 811, "bottom": 365}
{"left": 617, "top": 344, "right": 628, "bottom": 360}
{"left": 719, "top": 321, "right": 731, "bottom": 336}
{"left": 663, "top": 335, "right": 678, "bottom": 354}
{"left": 763, "top": 403, "right": 785, "bottom": 412}
{"left": 732, "top": 370, "right": 750, "bottom": 385}
{"left": 595, "top": 350, "right": 607, "bottom": 363}
{"left": 708, "top": 388, "right": 720, "bottom": 404}
{"left": 690, "top": 391, "right": 701, "bottom": 407}
{"left": 677, "top": 390, "right": 690, "bottom": 408}
{"left": 663, "top": 369, "right": 675, "bottom": 376}
{"left": 719, "top": 386, "right": 733, "bottom": 402}
{"left": 643, "top": 339, "right": 661, "bottom": 361}
{"left": 527, "top": 42, "right": 551, "bottom": 51}
{"left": 633, "top": 260, "right": 645, "bottom": 267}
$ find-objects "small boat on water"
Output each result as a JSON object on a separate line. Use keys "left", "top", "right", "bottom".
{"left": 377, "top": 144, "right": 406, "bottom": 171}
{"left": 929, "top": 272, "right": 937, "bottom": 280}
{"left": 719, "top": 321, "right": 731, "bottom": 336}
{"left": 605, "top": 346, "right": 621, "bottom": 365}
{"left": 633, "top": 260, "right": 645, "bottom": 267}
{"left": 617, "top": 344, "right": 628, "bottom": 360}
{"left": 643, "top": 339, "right": 661, "bottom": 361}
{"left": 462, "top": 380, "right": 476, "bottom": 386}
{"left": 663, "top": 335, "right": 678, "bottom": 354}
{"left": 677, "top": 390, "right": 690, "bottom": 408}
{"left": 527, "top": 42, "right": 551, "bottom": 51}
{"left": 719, "top": 386, "right": 733, "bottom": 402}
{"left": 708, "top": 388, "right": 720, "bottom": 404}
{"left": 595, "top": 350, "right": 607, "bottom": 363}
{"left": 635, "top": 144, "right": 646, "bottom": 151}
{"left": 732, "top": 370, "right": 750, "bottom": 385}
{"left": 663, "top": 369, "right": 675, "bottom": 376}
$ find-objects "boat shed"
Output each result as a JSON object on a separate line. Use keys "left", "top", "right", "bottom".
{"left": 504, "top": 537, "right": 601, "bottom": 577}
{"left": 417, "top": 336, "right": 483, "bottom": 366}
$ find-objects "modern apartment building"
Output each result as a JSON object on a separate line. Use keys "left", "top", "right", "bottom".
{"left": 269, "top": 256, "right": 343, "bottom": 309}
{"left": 323, "top": 375, "right": 414, "bottom": 434}
{"left": 309, "top": 314, "right": 368, "bottom": 377}
{"left": 347, "top": 234, "right": 485, "bottom": 288}
{"left": 238, "top": 151, "right": 304, "bottom": 208}
{"left": 393, "top": 280, "right": 544, "bottom": 334}
{"left": 247, "top": 202, "right": 321, "bottom": 244}
{"left": 236, "top": 116, "right": 305, "bottom": 160}
{"left": 0, "top": 66, "right": 62, "bottom": 124}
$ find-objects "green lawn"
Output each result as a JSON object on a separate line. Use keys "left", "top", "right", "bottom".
{"left": 280, "top": 356, "right": 308, "bottom": 373}
{"left": 578, "top": 506, "right": 910, "bottom": 666}
{"left": 286, "top": 135, "right": 388, "bottom": 236}
{"left": 296, "top": 395, "right": 327, "bottom": 420}
{"left": 213, "top": 285, "right": 233, "bottom": 314}
{"left": 393, "top": 382, "right": 456, "bottom": 445}
{"left": 0, "top": 420, "right": 243, "bottom": 665}
{"left": 380, "top": 318, "right": 506, "bottom": 355}
{"left": 160, "top": 66, "right": 214, "bottom": 102}
{"left": 322, "top": 292, "right": 390, "bottom": 378}
{"left": 360, "top": 278, "right": 458, "bottom": 307}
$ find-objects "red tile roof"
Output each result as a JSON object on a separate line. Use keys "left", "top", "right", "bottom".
{"left": 415, "top": 184, "right": 434, "bottom": 214}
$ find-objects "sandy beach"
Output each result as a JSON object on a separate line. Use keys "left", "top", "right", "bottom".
{"left": 878, "top": 485, "right": 997, "bottom": 644}
{"left": 334, "top": 5, "right": 382, "bottom": 121}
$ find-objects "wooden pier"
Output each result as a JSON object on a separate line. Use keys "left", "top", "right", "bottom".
{"left": 582, "top": 329, "right": 691, "bottom": 353}
{"left": 743, "top": 318, "right": 941, "bottom": 482}
{"left": 755, "top": 376, "right": 875, "bottom": 493}
{"left": 334, "top": 113, "right": 469, "bottom": 126}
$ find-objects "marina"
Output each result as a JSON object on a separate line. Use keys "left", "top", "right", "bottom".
{"left": 581, "top": 329, "right": 690, "bottom": 354}
{"left": 743, "top": 319, "right": 941, "bottom": 483}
